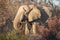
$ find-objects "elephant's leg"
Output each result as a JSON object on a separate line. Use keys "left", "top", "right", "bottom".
{"left": 31, "top": 22, "right": 37, "bottom": 35}
{"left": 25, "top": 22, "right": 30, "bottom": 35}
{"left": 31, "top": 22, "right": 40, "bottom": 35}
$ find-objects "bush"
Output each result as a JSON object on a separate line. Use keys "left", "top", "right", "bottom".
{"left": 0, "top": 30, "right": 27, "bottom": 40}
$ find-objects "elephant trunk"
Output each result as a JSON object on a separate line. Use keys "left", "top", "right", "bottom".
{"left": 13, "top": 18, "right": 19, "bottom": 31}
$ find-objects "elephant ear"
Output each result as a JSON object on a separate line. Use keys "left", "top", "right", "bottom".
{"left": 28, "top": 7, "right": 41, "bottom": 22}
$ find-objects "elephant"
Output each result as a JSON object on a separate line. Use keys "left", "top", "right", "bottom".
{"left": 13, "top": 5, "right": 53, "bottom": 35}
{"left": 13, "top": 5, "right": 41, "bottom": 32}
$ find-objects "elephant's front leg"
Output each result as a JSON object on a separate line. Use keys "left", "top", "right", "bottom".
{"left": 25, "top": 22, "right": 30, "bottom": 35}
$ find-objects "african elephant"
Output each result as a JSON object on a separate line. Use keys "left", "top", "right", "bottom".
{"left": 13, "top": 5, "right": 53, "bottom": 35}
{"left": 13, "top": 5, "right": 41, "bottom": 32}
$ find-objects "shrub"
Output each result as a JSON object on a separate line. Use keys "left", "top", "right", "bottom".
{"left": 0, "top": 30, "right": 27, "bottom": 40}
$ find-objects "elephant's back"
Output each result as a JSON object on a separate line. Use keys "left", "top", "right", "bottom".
{"left": 42, "top": 6, "right": 52, "bottom": 17}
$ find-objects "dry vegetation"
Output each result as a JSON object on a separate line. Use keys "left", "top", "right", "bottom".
{"left": 0, "top": 0, "right": 60, "bottom": 40}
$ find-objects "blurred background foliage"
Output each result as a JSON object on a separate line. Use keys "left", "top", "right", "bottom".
{"left": 0, "top": 0, "right": 60, "bottom": 40}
